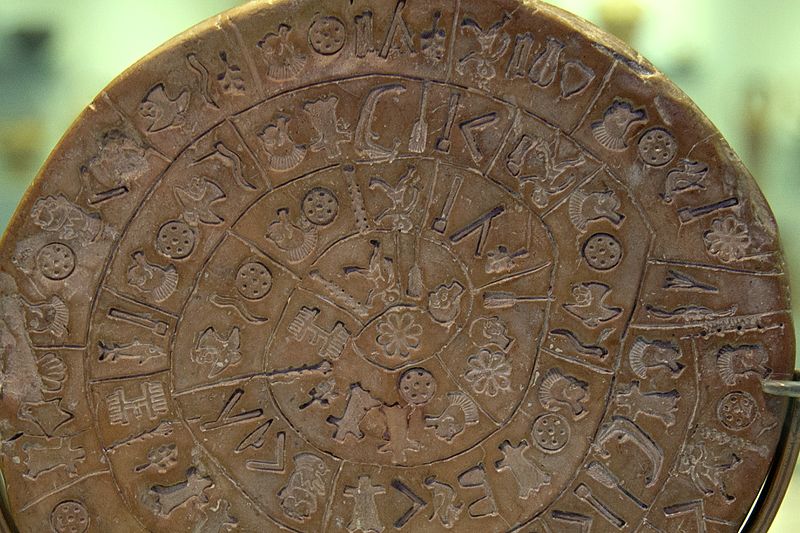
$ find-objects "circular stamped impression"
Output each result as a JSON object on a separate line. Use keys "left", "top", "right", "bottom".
{"left": 156, "top": 220, "right": 195, "bottom": 259}
{"left": 532, "top": 413, "right": 570, "bottom": 453}
{"left": 49, "top": 500, "right": 90, "bottom": 533}
{"left": 235, "top": 261, "right": 273, "bottom": 300}
{"left": 302, "top": 187, "right": 339, "bottom": 225}
{"left": 717, "top": 391, "right": 758, "bottom": 431}
{"left": 308, "top": 16, "right": 347, "bottom": 56}
{"left": 638, "top": 127, "right": 678, "bottom": 167}
{"left": 37, "top": 243, "right": 76, "bottom": 280}
{"left": 582, "top": 232, "right": 623, "bottom": 271}
{"left": 398, "top": 367, "right": 437, "bottom": 406}
{"left": 0, "top": 0, "right": 796, "bottom": 532}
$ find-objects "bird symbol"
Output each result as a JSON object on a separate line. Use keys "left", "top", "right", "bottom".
{"left": 174, "top": 177, "right": 226, "bottom": 226}
{"left": 139, "top": 84, "right": 190, "bottom": 132}
{"left": 563, "top": 283, "right": 622, "bottom": 328}
{"left": 662, "top": 160, "right": 709, "bottom": 202}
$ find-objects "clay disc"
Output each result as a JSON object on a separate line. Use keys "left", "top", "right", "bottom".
{"left": 0, "top": 0, "right": 795, "bottom": 531}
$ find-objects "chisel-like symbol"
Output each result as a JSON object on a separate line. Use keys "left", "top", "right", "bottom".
{"left": 574, "top": 483, "right": 626, "bottom": 529}
{"left": 483, "top": 292, "right": 551, "bottom": 309}
{"left": 550, "top": 510, "right": 592, "bottom": 533}
{"left": 432, "top": 175, "right": 464, "bottom": 234}
{"left": 409, "top": 82, "right": 430, "bottom": 153}
{"left": 87, "top": 186, "right": 129, "bottom": 205}
{"left": 586, "top": 461, "right": 648, "bottom": 510}
{"left": 108, "top": 308, "right": 169, "bottom": 336}
{"left": 677, "top": 197, "right": 738, "bottom": 223}
{"left": 435, "top": 92, "right": 461, "bottom": 153}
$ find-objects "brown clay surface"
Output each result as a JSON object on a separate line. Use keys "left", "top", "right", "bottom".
{"left": 0, "top": 0, "right": 795, "bottom": 531}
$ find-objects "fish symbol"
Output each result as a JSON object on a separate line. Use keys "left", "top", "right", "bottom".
{"left": 98, "top": 340, "right": 167, "bottom": 364}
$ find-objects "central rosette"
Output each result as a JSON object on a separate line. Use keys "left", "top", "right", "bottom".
{"left": 309, "top": 230, "right": 473, "bottom": 370}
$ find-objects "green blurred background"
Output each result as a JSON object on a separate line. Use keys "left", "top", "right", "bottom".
{"left": 0, "top": 0, "right": 797, "bottom": 530}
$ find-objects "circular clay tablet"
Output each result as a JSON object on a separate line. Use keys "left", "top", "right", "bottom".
{"left": 0, "top": 0, "right": 796, "bottom": 532}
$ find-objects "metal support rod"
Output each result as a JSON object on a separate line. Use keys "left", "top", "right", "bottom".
{"left": 744, "top": 370, "right": 800, "bottom": 532}
{"left": 763, "top": 370, "right": 800, "bottom": 397}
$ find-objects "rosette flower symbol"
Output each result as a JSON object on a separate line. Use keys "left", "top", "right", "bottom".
{"left": 465, "top": 349, "right": 512, "bottom": 397}
{"left": 376, "top": 312, "right": 422, "bottom": 358}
